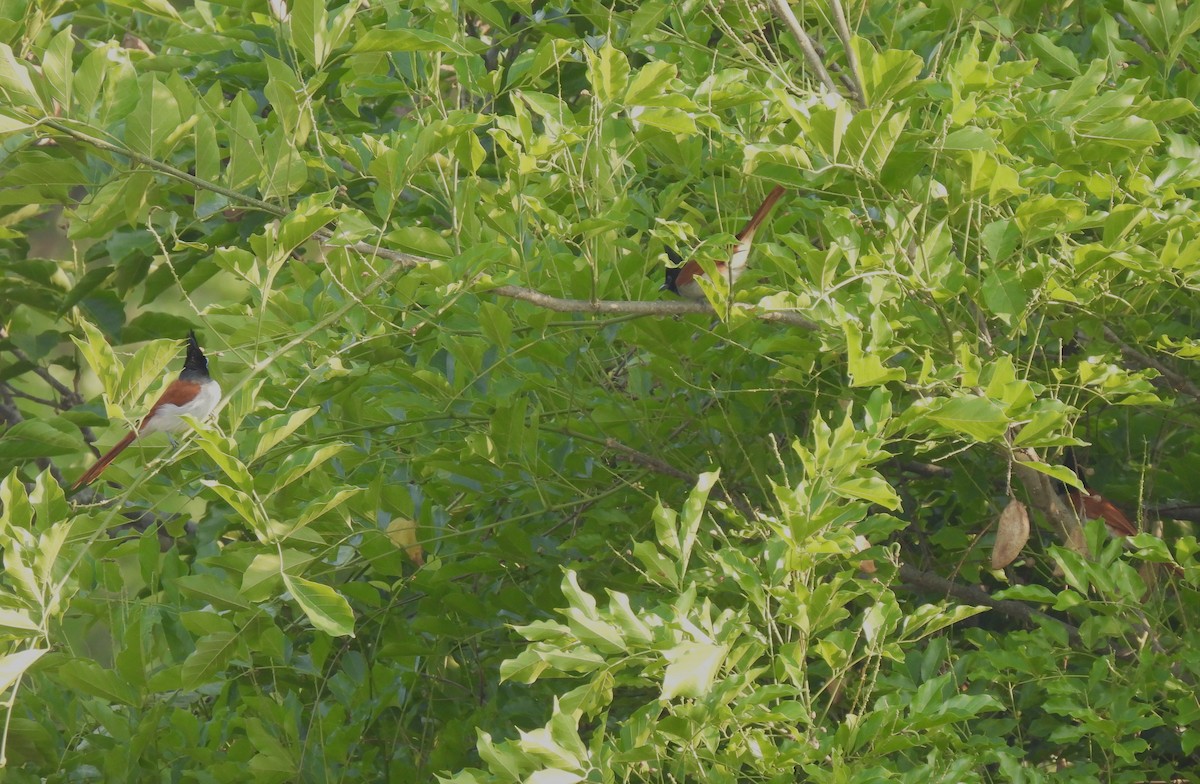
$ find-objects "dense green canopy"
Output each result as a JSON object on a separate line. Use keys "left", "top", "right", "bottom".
{"left": 2, "top": 0, "right": 1200, "bottom": 780}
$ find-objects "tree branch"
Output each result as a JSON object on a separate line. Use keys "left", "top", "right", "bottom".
{"left": 765, "top": 0, "right": 842, "bottom": 97}
{"left": 896, "top": 563, "right": 1081, "bottom": 644}
{"left": 1095, "top": 326, "right": 1200, "bottom": 399}
{"left": 38, "top": 119, "right": 820, "bottom": 332}
{"left": 1013, "top": 451, "right": 1087, "bottom": 554}
{"left": 492, "top": 284, "right": 819, "bottom": 329}
{"left": 827, "top": 0, "right": 867, "bottom": 109}
{"left": 0, "top": 328, "right": 83, "bottom": 408}
{"left": 601, "top": 437, "right": 695, "bottom": 482}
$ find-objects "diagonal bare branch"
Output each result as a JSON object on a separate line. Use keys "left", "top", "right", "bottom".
{"left": 39, "top": 119, "right": 819, "bottom": 333}
{"left": 765, "top": 0, "right": 841, "bottom": 97}
{"left": 828, "top": 0, "right": 867, "bottom": 109}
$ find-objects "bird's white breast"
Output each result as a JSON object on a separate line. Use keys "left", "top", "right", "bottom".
{"left": 141, "top": 380, "right": 222, "bottom": 435}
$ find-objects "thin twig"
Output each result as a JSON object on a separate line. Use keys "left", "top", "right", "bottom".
{"left": 492, "top": 284, "right": 819, "bottom": 330}
{"left": 603, "top": 438, "right": 695, "bottom": 482}
{"left": 1114, "top": 13, "right": 1154, "bottom": 56}
{"left": 891, "top": 459, "right": 953, "bottom": 479}
{"left": 1095, "top": 326, "right": 1200, "bottom": 399}
{"left": 0, "top": 329, "right": 82, "bottom": 407}
{"left": 896, "top": 563, "right": 1081, "bottom": 644}
{"left": 1149, "top": 504, "right": 1200, "bottom": 523}
{"left": 827, "top": 0, "right": 867, "bottom": 108}
{"left": 0, "top": 384, "right": 59, "bottom": 408}
{"left": 765, "top": 0, "right": 841, "bottom": 96}
{"left": 0, "top": 388, "right": 69, "bottom": 487}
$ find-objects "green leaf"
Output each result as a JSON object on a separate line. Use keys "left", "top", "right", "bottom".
{"left": 252, "top": 406, "right": 320, "bottom": 462}
{"left": 0, "top": 111, "right": 31, "bottom": 135}
{"left": 942, "top": 127, "right": 995, "bottom": 152}
{"left": 855, "top": 41, "right": 924, "bottom": 104}
{"left": 0, "top": 43, "right": 43, "bottom": 109}
{"left": 267, "top": 443, "right": 349, "bottom": 493}
{"left": 264, "top": 56, "right": 307, "bottom": 143}
{"left": 180, "top": 631, "right": 238, "bottom": 689}
{"left": 679, "top": 471, "right": 717, "bottom": 572}
{"left": 283, "top": 574, "right": 355, "bottom": 637}
{"left": 174, "top": 574, "right": 256, "bottom": 612}
{"left": 499, "top": 648, "right": 551, "bottom": 685}
{"left": 559, "top": 570, "right": 598, "bottom": 619}
{"left": 661, "top": 642, "right": 726, "bottom": 699}
{"left": 837, "top": 477, "right": 901, "bottom": 510}
{"left": 0, "top": 471, "right": 32, "bottom": 538}
{"left": 994, "top": 584, "right": 1058, "bottom": 603}
{"left": 349, "top": 28, "right": 472, "bottom": 56}
{"left": 72, "top": 318, "right": 120, "bottom": 400}
{"left": 193, "top": 430, "right": 253, "bottom": 492}
{"left": 261, "top": 128, "right": 308, "bottom": 200}
{"left": 928, "top": 396, "right": 1009, "bottom": 442}
{"left": 286, "top": 487, "right": 360, "bottom": 537}
{"left": 291, "top": 0, "right": 330, "bottom": 68}
{"left": 1017, "top": 459, "right": 1082, "bottom": 489}
{"left": 226, "top": 96, "right": 262, "bottom": 191}
{"left": 1013, "top": 406, "right": 1077, "bottom": 447}
{"left": 633, "top": 106, "right": 696, "bottom": 135}
{"left": 589, "top": 41, "right": 629, "bottom": 106}
{"left": 117, "top": 338, "right": 180, "bottom": 407}
{"left": 0, "top": 420, "right": 79, "bottom": 458}
{"left": 104, "top": 0, "right": 182, "bottom": 20}
{"left": 0, "top": 607, "right": 39, "bottom": 633}
{"left": 1025, "top": 32, "right": 1079, "bottom": 75}
{"left": 1078, "top": 117, "right": 1161, "bottom": 160}
{"left": 43, "top": 27, "right": 74, "bottom": 109}
{"left": 625, "top": 60, "right": 676, "bottom": 105}
{"left": 278, "top": 192, "right": 339, "bottom": 259}
{"left": 201, "top": 480, "right": 270, "bottom": 539}
{"left": 981, "top": 267, "right": 1027, "bottom": 325}
{"left": 633, "top": 540, "right": 679, "bottom": 588}
{"left": 845, "top": 322, "right": 905, "bottom": 387}
{"left": 384, "top": 226, "right": 453, "bottom": 259}
{"left": 51, "top": 657, "right": 134, "bottom": 705}
{"left": 193, "top": 110, "right": 224, "bottom": 218}
{"left": 0, "top": 648, "right": 46, "bottom": 694}
{"left": 981, "top": 219, "right": 1019, "bottom": 263}
{"left": 900, "top": 604, "right": 988, "bottom": 641}
{"left": 126, "top": 75, "right": 181, "bottom": 156}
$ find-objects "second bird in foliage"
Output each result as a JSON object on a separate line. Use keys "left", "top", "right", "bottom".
{"left": 661, "top": 185, "right": 786, "bottom": 301}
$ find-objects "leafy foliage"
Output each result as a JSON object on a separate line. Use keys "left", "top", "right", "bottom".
{"left": 1, "top": 0, "right": 1200, "bottom": 780}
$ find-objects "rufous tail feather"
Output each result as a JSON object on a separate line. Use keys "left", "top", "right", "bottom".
{"left": 72, "top": 431, "right": 136, "bottom": 490}
{"left": 736, "top": 185, "right": 786, "bottom": 241}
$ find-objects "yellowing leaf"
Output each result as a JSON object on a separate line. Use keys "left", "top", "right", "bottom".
{"left": 386, "top": 517, "right": 424, "bottom": 565}
{"left": 991, "top": 498, "right": 1030, "bottom": 569}
{"left": 661, "top": 642, "right": 725, "bottom": 699}
{"left": 0, "top": 648, "right": 47, "bottom": 694}
{"left": 284, "top": 574, "right": 355, "bottom": 637}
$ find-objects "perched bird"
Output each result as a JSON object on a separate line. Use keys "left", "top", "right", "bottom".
{"left": 72, "top": 331, "right": 220, "bottom": 490}
{"left": 1065, "top": 486, "right": 1138, "bottom": 538}
{"left": 661, "top": 185, "right": 786, "bottom": 300}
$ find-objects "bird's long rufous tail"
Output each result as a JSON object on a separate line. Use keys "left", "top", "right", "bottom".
{"left": 736, "top": 185, "right": 786, "bottom": 241}
{"left": 71, "top": 431, "right": 137, "bottom": 491}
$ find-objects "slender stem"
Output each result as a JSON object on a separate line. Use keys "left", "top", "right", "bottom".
{"left": 0, "top": 327, "right": 82, "bottom": 407}
{"left": 1096, "top": 326, "right": 1200, "bottom": 399}
{"left": 766, "top": 0, "right": 841, "bottom": 97}
{"left": 828, "top": 0, "right": 867, "bottom": 108}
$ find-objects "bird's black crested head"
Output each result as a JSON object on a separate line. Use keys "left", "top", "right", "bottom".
{"left": 182, "top": 330, "right": 211, "bottom": 379}
{"left": 660, "top": 247, "right": 684, "bottom": 293}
